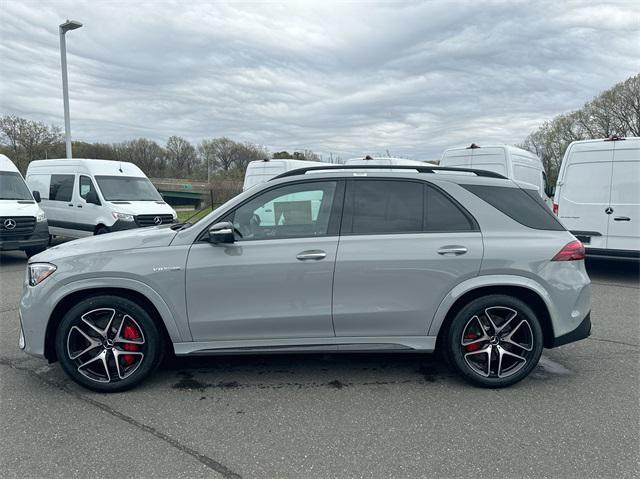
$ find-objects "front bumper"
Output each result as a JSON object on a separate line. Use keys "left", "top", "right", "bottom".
{"left": 550, "top": 312, "right": 591, "bottom": 348}
{"left": 0, "top": 221, "right": 49, "bottom": 251}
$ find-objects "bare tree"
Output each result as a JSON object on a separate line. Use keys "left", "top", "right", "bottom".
{"left": 165, "top": 136, "right": 199, "bottom": 178}
{"left": 0, "top": 115, "right": 63, "bottom": 172}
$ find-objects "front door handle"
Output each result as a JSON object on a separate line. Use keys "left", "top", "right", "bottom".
{"left": 614, "top": 216, "right": 631, "bottom": 221}
{"left": 296, "top": 250, "right": 326, "bottom": 261}
{"left": 437, "top": 246, "right": 468, "bottom": 256}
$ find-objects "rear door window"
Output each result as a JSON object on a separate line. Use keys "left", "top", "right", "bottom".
{"left": 462, "top": 184, "right": 565, "bottom": 231}
{"left": 342, "top": 180, "right": 424, "bottom": 234}
{"left": 49, "top": 174, "right": 74, "bottom": 202}
{"left": 425, "top": 185, "right": 477, "bottom": 232}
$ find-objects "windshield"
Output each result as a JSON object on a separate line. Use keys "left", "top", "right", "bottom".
{"left": 94, "top": 175, "right": 162, "bottom": 201}
{"left": 0, "top": 171, "right": 33, "bottom": 200}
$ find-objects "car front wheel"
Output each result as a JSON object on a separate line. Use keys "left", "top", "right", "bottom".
{"left": 446, "top": 295, "right": 544, "bottom": 388}
{"left": 55, "top": 295, "right": 163, "bottom": 392}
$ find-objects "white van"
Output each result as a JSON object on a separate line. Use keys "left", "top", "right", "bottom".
{"left": 26, "top": 159, "right": 177, "bottom": 238}
{"left": 554, "top": 137, "right": 640, "bottom": 259}
{"left": 0, "top": 154, "right": 49, "bottom": 257}
{"left": 441, "top": 144, "right": 553, "bottom": 203}
{"left": 345, "top": 156, "right": 436, "bottom": 166}
{"left": 243, "top": 159, "right": 326, "bottom": 190}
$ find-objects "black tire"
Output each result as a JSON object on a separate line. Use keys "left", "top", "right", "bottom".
{"left": 24, "top": 246, "right": 46, "bottom": 258}
{"left": 55, "top": 295, "right": 163, "bottom": 392}
{"left": 95, "top": 225, "right": 109, "bottom": 235}
{"left": 445, "top": 295, "right": 543, "bottom": 388}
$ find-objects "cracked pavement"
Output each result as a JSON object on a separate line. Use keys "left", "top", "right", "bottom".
{"left": 1, "top": 251, "right": 638, "bottom": 478}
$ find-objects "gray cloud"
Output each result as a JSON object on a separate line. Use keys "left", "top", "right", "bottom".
{"left": 1, "top": 0, "right": 638, "bottom": 160}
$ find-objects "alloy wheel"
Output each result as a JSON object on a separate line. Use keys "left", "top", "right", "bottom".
{"left": 66, "top": 308, "right": 146, "bottom": 383}
{"left": 460, "top": 306, "right": 534, "bottom": 379}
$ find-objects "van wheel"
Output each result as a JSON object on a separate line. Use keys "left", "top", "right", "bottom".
{"left": 445, "top": 295, "right": 543, "bottom": 388}
{"left": 55, "top": 295, "right": 163, "bottom": 392}
{"left": 24, "top": 246, "right": 46, "bottom": 258}
{"left": 95, "top": 226, "right": 108, "bottom": 235}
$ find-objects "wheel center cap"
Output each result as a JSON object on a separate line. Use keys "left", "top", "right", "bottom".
{"left": 489, "top": 336, "right": 499, "bottom": 345}
{"left": 103, "top": 339, "right": 114, "bottom": 349}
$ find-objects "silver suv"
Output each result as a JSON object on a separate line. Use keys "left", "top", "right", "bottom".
{"left": 19, "top": 165, "right": 591, "bottom": 391}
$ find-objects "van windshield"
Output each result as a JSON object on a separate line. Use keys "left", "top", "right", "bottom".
{"left": 94, "top": 176, "right": 162, "bottom": 201}
{"left": 0, "top": 171, "right": 33, "bottom": 200}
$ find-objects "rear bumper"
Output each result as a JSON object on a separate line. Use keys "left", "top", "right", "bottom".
{"left": 0, "top": 221, "right": 49, "bottom": 251}
{"left": 549, "top": 312, "right": 591, "bottom": 348}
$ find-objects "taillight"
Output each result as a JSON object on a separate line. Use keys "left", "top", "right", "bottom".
{"left": 552, "top": 203, "right": 559, "bottom": 215}
{"left": 552, "top": 240, "right": 585, "bottom": 261}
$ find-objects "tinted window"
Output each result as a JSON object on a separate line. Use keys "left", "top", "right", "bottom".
{"left": 49, "top": 174, "right": 74, "bottom": 202}
{"left": 463, "top": 184, "right": 565, "bottom": 231}
{"left": 425, "top": 185, "right": 476, "bottom": 231}
{"left": 0, "top": 172, "right": 32, "bottom": 200}
{"left": 230, "top": 181, "right": 338, "bottom": 240}
{"left": 342, "top": 180, "right": 423, "bottom": 234}
{"left": 79, "top": 175, "right": 97, "bottom": 200}
{"left": 94, "top": 176, "right": 162, "bottom": 201}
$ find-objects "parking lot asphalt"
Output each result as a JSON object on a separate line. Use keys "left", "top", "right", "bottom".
{"left": 1, "top": 250, "right": 638, "bottom": 479}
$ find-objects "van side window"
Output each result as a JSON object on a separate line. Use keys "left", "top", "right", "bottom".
{"left": 79, "top": 175, "right": 97, "bottom": 200}
{"left": 342, "top": 180, "right": 424, "bottom": 234}
{"left": 49, "top": 174, "right": 74, "bottom": 202}
{"left": 229, "top": 181, "right": 338, "bottom": 241}
{"left": 425, "top": 185, "right": 477, "bottom": 232}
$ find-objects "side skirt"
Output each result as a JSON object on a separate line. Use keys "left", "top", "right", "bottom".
{"left": 173, "top": 336, "right": 437, "bottom": 356}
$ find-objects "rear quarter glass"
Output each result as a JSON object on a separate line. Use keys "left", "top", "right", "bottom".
{"left": 462, "top": 184, "right": 565, "bottom": 231}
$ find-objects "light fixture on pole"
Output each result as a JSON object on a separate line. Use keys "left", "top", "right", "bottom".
{"left": 59, "top": 19, "right": 82, "bottom": 159}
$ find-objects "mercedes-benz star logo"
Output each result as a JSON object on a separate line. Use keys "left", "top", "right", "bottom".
{"left": 3, "top": 218, "right": 16, "bottom": 230}
{"left": 153, "top": 216, "right": 162, "bottom": 225}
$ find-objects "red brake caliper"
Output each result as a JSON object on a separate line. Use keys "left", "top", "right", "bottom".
{"left": 122, "top": 323, "right": 140, "bottom": 366}
{"left": 464, "top": 333, "right": 481, "bottom": 352}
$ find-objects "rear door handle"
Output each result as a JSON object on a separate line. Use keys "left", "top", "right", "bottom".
{"left": 296, "top": 250, "right": 326, "bottom": 261}
{"left": 437, "top": 246, "right": 468, "bottom": 255}
{"left": 614, "top": 216, "right": 630, "bottom": 221}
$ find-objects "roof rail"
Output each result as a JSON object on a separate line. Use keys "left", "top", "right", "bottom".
{"left": 270, "top": 164, "right": 507, "bottom": 181}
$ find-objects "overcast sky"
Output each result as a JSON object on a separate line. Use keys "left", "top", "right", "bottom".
{"left": 1, "top": 1, "right": 638, "bottom": 160}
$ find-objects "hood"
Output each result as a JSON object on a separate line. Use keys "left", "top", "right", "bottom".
{"left": 106, "top": 201, "right": 176, "bottom": 216}
{"left": 33, "top": 225, "right": 178, "bottom": 263}
{"left": 0, "top": 200, "right": 42, "bottom": 216}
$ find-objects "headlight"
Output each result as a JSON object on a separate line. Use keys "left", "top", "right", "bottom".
{"left": 112, "top": 212, "right": 135, "bottom": 222}
{"left": 172, "top": 212, "right": 177, "bottom": 220}
{"left": 36, "top": 210, "right": 46, "bottom": 222}
{"left": 28, "top": 263, "right": 57, "bottom": 286}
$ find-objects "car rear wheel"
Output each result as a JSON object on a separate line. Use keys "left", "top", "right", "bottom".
{"left": 445, "top": 295, "right": 543, "bottom": 388}
{"left": 55, "top": 295, "right": 163, "bottom": 392}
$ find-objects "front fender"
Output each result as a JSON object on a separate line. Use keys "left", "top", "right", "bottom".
{"left": 427, "top": 274, "right": 555, "bottom": 336}
{"left": 53, "top": 277, "right": 188, "bottom": 342}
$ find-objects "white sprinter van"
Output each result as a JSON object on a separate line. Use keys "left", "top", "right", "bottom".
{"left": 441, "top": 144, "right": 553, "bottom": 204}
{"left": 243, "top": 159, "right": 326, "bottom": 190}
{"left": 0, "top": 154, "right": 49, "bottom": 257}
{"left": 26, "top": 159, "right": 177, "bottom": 238}
{"left": 554, "top": 137, "right": 639, "bottom": 260}
{"left": 344, "top": 156, "right": 437, "bottom": 167}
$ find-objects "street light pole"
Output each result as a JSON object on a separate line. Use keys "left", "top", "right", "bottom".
{"left": 59, "top": 19, "right": 82, "bottom": 159}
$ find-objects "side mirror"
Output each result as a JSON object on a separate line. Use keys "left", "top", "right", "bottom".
{"left": 209, "top": 222, "right": 235, "bottom": 244}
{"left": 85, "top": 190, "right": 101, "bottom": 205}
{"left": 32, "top": 190, "right": 41, "bottom": 203}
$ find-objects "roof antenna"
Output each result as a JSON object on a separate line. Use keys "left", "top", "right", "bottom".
{"left": 118, "top": 161, "right": 123, "bottom": 173}
{"left": 364, "top": 155, "right": 373, "bottom": 160}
